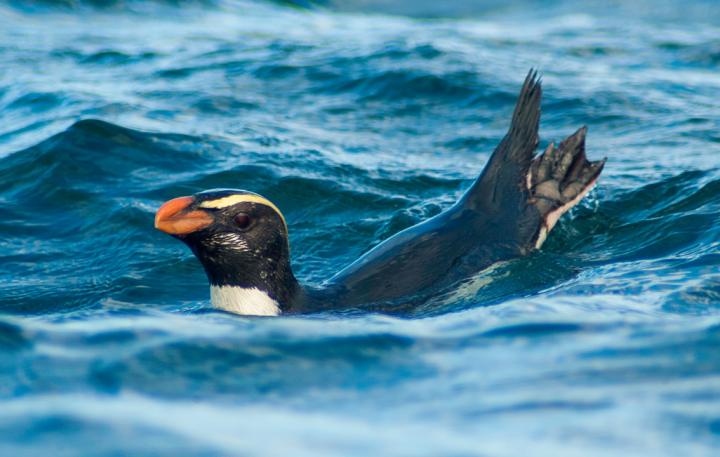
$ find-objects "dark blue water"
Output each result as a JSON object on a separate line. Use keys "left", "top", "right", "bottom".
{"left": 1, "top": 0, "right": 719, "bottom": 455}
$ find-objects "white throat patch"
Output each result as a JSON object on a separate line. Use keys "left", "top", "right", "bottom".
{"left": 210, "top": 286, "right": 281, "bottom": 316}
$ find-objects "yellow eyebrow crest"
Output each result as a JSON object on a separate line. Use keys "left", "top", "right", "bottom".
{"left": 198, "top": 194, "right": 286, "bottom": 229}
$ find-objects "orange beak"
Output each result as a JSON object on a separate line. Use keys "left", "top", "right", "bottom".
{"left": 154, "top": 196, "right": 214, "bottom": 235}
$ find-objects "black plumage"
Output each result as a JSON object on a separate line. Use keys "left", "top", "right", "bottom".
{"left": 155, "top": 70, "right": 605, "bottom": 315}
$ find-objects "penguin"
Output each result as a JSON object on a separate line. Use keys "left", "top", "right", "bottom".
{"left": 155, "top": 71, "right": 605, "bottom": 316}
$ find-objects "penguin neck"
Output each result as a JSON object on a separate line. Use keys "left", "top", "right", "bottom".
{"left": 190, "top": 247, "right": 303, "bottom": 315}
{"left": 209, "top": 285, "right": 280, "bottom": 316}
{"left": 206, "top": 267, "right": 303, "bottom": 316}
{"left": 210, "top": 277, "right": 303, "bottom": 316}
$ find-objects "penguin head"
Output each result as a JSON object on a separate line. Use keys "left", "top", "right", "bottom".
{"left": 154, "top": 189, "right": 298, "bottom": 309}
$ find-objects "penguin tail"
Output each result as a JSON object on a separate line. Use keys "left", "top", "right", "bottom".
{"left": 528, "top": 126, "right": 605, "bottom": 248}
{"left": 462, "top": 69, "right": 605, "bottom": 251}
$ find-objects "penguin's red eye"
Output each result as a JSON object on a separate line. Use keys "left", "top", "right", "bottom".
{"left": 234, "top": 213, "right": 252, "bottom": 229}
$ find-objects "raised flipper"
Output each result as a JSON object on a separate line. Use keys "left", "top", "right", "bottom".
{"left": 462, "top": 70, "right": 541, "bottom": 214}
{"left": 462, "top": 70, "right": 605, "bottom": 253}
{"left": 325, "top": 70, "right": 605, "bottom": 309}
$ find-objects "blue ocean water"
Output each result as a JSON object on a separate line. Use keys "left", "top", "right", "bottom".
{"left": 0, "top": 0, "right": 719, "bottom": 455}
